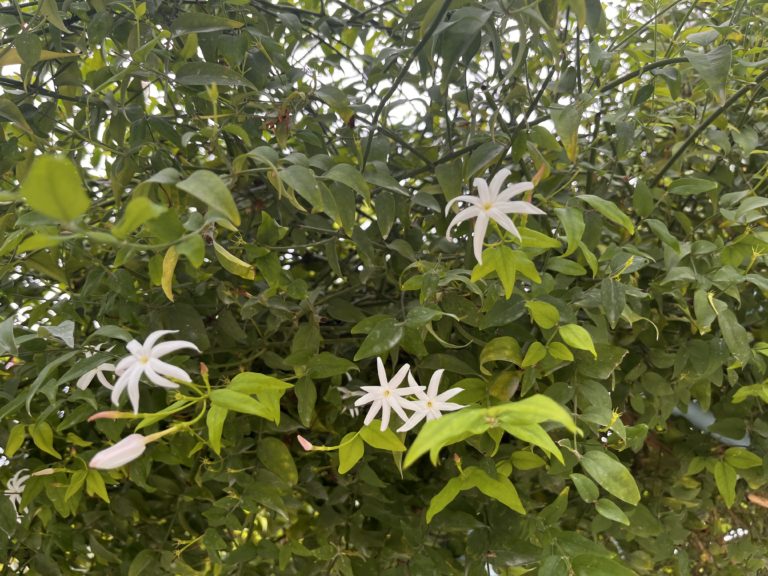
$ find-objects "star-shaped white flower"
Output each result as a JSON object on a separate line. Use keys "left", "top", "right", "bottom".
{"left": 112, "top": 330, "right": 200, "bottom": 413}
{"left": 445, "top": 168, "right": 546, "bottom": 263}
{"left": 397, "top": 369, "right": 464, "bottom": 432}
{"left": 354, "top": 357, "right": 424, "bottom": 431}
{"left": 76, "top": 345, "right": 116, "bottom": 391}
{"left": 5, "top": 469, "right": 30, "bottom": 516}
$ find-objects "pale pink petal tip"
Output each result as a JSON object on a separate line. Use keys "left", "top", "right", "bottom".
{"left": 297, "top": 435, "right": 314, "bottom": 451}
{"left": 89, "top": 434, "right": 147, "bottom": 470}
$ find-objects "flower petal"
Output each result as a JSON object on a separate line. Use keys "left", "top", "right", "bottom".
{"left": 389, "top": 363, "right": 411, "bottom": 389}
{"left": 110, "top": 366, "right": 133, "bottom": 407}
{"left": 427, "top": 369, "right": 445, "bottom": 397}
{"left": 446, "top": 206, "right": 482, "bottom": 240}
{"left": 143, "top": 364, "right": 180, "bottom": 389}
{"left": 496, "top": 181, "right": 534, "bottom": 203}
{"left": 488, "top": 208, "right": 521, "bottom": 240}
{"left": 493, "top": 200, "right": 546, "bottom": 215}
{"left": 355, "top": 391, "right": 378, "bottom": 406}
{"left": 142, "top": 329, "right": 180, "bottom": 351}
{"left": 435, "top": 387, "right": 464, "bottom": 402}
{"left": 472, "top": 213, "right": 490, "bottom": 263}
{"left": 89, "top": 434, "right": 147, "bottom": 470}
{"left": 125, "top": 366, "right": 144, "bottom": 414}
{"left": 473, "top": 177, "right": 491, "bottom": 204}
{"left": 76, "top": 369, "right": 96, "bottom": 391}
{"left": 397, "top": 411, "right": 426, "bottom": 433}
{"left": 379, "top": 402, "right": 392, "bottom": 431}
{"left": 436, "top": 401, "right": 464, "bottom": 412}
{"left": 376, "top": 357, "right": 388, "bottom": 386}
{"left": 126, "top": 340, "right": 143, "bottom": 356}
{"left": 115, "top": 355, "right": 137, "bottom": 375}
{"left": 150, "top": 340, "right": 200, "bottom": 358}
{"left": 488, "top": 169, "right": 511, "bottom": 199}
{"left": 364, "top": 399, "right": 382, "bottom": 426}
{"left": 388, "top": 395, "right": 411, "bottom": 423}
{"left": 148, "top": 358, "right": 192, "bottom": 383}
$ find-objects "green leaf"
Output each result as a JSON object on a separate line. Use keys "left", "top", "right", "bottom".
{"left": 293, "top": 376, "right": 315, "bottom": 427}
{"left": 548, "top": 341, "right": 574, "bottom": 362}
{"left": 39, "top": 0, "right": 71, "bottom": 32}
{"left": 462, "top": 467, "right": 526, "bottom": 514}
{"left": 554, "top": 207, "right": 585, "bottom": 257}
{"left": 375, "top": 191, "right": 396, "bottom": 237}
{"left": 213, "top": 241, "right": 256, "bottom": 280}
{"left": 0, "top": 97, "right": 35, "bottom": 137}
{"left": 580, "top": 450, "right": 640, "bottom": 505}
{"left": 0, "top": 315, "right": 17, "bottom": 355}
{"left": 5, "top": 423, "right": 25, "bottom": 458}
{"left": 229, "top": 372, "right": 293, "bottom": 394}
{"left": 480, "top": 336, "right": 522, "bottom": 375}
{"left": 279, "top": 165, "right": 322, "bottom": 208}
{"left": 20, "top": 156, "right": 90, "bottom": 221}
{"left": 713, "top": 460, "right": 737, "bottom": 508}
{"left": 257, "top": 437, "right": 298, "bottom": 485}
{"left": 65, "top": 469, "right": 88, "bottom": 502}
{"left": 577, "top": 194, "right": 634, "bottom": 234}
{"left": 176, "top": 170, "right": 241, "bottom": 226}
{"left": 171, "top": 13, "right": 244, "bottom": 36}
{"left": 550, "top": 104, "right": 582, "bottom": 161}
{"left": 206, "top": 405, "right": 228, "bottom": 455}
{"left": 404, "top": 409, "right": 490, "bottom": 468}
{"left": 559, "top": 324, "right": 597, "bottom": 358}
{"left": 176, "top": 62, "right": 254, "bottom": 87}
{"left": 572, "top": 554, "right": 637, "bottom": 576}
{"left": 323, "top": 164, "right": 370, "bottom": 202}
{"left": 338, "top": 433, "right": 364, "bottom": 474}
{"left": 668, "top": 177, "right": 718, "bottom": 196}
{"left": 570, "top": 473, "right": 599, "bottom": 502}
{"left": 724, "top": 447, "right": 763, "bottom": 470}
{"left": 526, "top": 301, "right": 560, "bottom": 329}
{"left": 493, "top": 394, "right": 580, "bottom": 434}
{"left": 600, "top": 279, "right": 625, "bottom": 330}
{"left": 510, "top": 451, "right": 547, "bottom": 470}
{"left": 466, "top": 141, "right": 506, "bottom": 176}
{"left": 15, "top": 33, "right": 42, "bottom": 66}
{"left": 307, "top": 352, "right": 358, "bottom": 379}
{"left": 112, "top": 197, "right": 167, "bottom": 239}
{"left": 717, "top": 308, "right": 751, "bottom": 366}
{"left": 359, "top": 425, "right": 406, "bottom": 452}
{"left": 521, "top": 341, "right": 547, "bottom": 368}
{"left": 595, "top": 498, "right": 630, "bottom": 525}
{"left": 686, "top": 45, "right": 732, "bottom": 103}
{"left": 426, "top": 477, "right": 463, "bottom": 523}
{"left": 502, "top": 423, "right": 564, "bottom": 463}
{"left": 30, "top": 421, "right": 61, "bottom": 459}
{"left": 128, "top": 551, "right": 156, "bottom": 576}
{"left": 210, "top": 389, "right": 274, "bottom": 421}
{"left": 353, "top": 317, "right": 404, "bottom": 361}
{"left": 85, "top": 470, "right": 110, "bottom": 503}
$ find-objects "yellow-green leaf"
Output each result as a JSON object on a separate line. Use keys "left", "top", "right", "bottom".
{"left": 20, "top": 156, "right": 90, "bottom": 221}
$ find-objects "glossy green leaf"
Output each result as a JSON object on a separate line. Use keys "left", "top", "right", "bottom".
{"left": 713, "top": 460, "right": 737, "bottom": 508}
{"left": 176, "top": 170, "right": 241, "bottom": 226}
{"left": 20, "top": 156, "right": 90, "bottom": 221}
{"left": 206, "top": 405, "right": 228, "bottom": 455}
{"left": 578, "top": 194, "right": 634, "bottom": 234}
{"left": 338, "top": 433, "right": 364, "bottom": 474}
{"left": 580, "top": 451, "right": 640, "bottom": 505}
{"left": 559, "top": 324, "right": 597, "bottom": 358}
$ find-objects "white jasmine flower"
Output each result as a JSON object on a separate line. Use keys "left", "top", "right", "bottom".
{"left": 112, "top": 330, "right": 200, "bottom": 413}
{"left": 89, "top": 434, "right": 147, "bottom": 470}
{"left": 354, "top": 357, "right": 424, "bottom": 431}
{"left": 5, "top": 469, "right": 30, "bottom": 516}
{"left": 397, "top": 369, "right": 464, "bottom": 432}
{"left": 76, "top": 345, "right": 116, "bottom": 391}
{"left": 445, "top": 169, "right": 546, "bottom": 263}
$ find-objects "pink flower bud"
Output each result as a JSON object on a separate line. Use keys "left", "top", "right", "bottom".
{"left": 88, "top": 410, "right": 131, "bottom": 422}
{"left": 297, "top": 435, "right": 314, "bottom": 451}
{"left": 89, "top": 434, "right": 147, "bottom": 470}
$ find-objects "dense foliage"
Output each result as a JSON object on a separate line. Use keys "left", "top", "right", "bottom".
{"left": 1, "top": 0, "right": 768, "bottom": 573}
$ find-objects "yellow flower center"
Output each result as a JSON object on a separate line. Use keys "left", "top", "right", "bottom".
{"left": 383, "top": 389, "right": 391, "bottom": 397}
{"left": 482, "top": 202, "right": 493, "bottom": 211}
{"left": 427, "top": 401, "right": 433, "bottom": 408}
{"left": 139, "top": 355, "right": 150, "bottom": 364}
